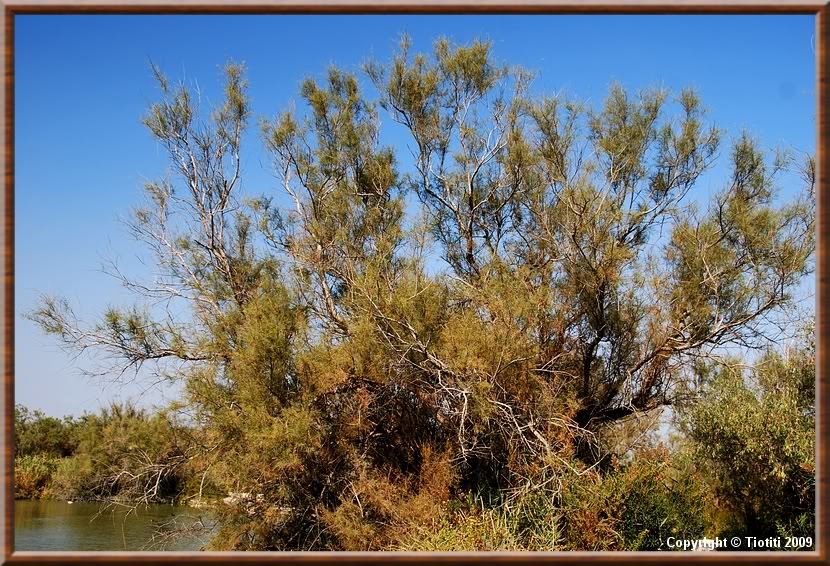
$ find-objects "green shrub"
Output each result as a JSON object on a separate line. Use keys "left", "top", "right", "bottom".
{"left": 681, "top": 335, "right": 815, "bottom": 543}
{"left": 15, "top": 454, "right": 60, "bottom": 499}
{"left": 398, "top": 491, "right": 562, "bottom": 551}
{"left": 559, "top": 450, "right": 709, "bottom": 550}
{"left": 14, "top": 405, "right": 78, "bottom": 458}
{"left": 48, "top": 454, "right": 98, "bottom": 500}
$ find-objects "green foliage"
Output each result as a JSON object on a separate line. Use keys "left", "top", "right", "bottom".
{"left": 398, "top": 450, "right": 709, "bottom": 552}
{"left": 607, "top": 455, "right": 709, "bottom": 550}
{"left": 14, "top": 405, "right": 77, "bottom": 458}
{"left": 15, "top": 454, "right": 61, "bottom": 499}
{"left": 14, "top": 403, "right": 193, "bottom": 504}
{"left": 557, "top": 450, "right": 709, "bottom": 551}
{"left": 680, "top": 330, "right": 815, "bottom": 544}
{"left": 69, "top": 404, "right": 191, "bottom": 502}
{"left": 398, "top": 492, "right": 562, "bottom": 552}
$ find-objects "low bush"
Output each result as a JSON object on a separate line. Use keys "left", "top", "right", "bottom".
{"left": 15, "top": 454, "right": 60, "bottom": 499}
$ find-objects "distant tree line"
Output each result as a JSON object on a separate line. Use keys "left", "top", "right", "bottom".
{"left": 24, "top": 36, "right": 815, "bottom": 550}
{"left": 14, "top": 403, "right": 204, "bottom": 504}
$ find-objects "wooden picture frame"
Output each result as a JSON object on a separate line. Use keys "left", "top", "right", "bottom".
{"left": 2, "top": 2, "right": 826, "bottom": 564}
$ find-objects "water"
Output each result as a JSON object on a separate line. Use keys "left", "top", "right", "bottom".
{"left": 15, "top": 500, "right": 215, "bottom": 551}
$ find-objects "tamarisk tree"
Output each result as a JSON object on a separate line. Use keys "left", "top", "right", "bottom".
{"left": 30, "top": 38, "right": 814, "bottom": 550}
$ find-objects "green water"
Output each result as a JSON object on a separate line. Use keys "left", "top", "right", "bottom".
{"left": 15, "top": 500, "right": 215, "bottom": 551}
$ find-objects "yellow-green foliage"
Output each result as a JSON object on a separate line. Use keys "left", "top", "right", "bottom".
{"left": 681, "top": 332, "right": 815, "bottom": 543}
{"left": 15, "top": 454, "right": 60, "bottom": 499}
{"left": 559, "top": 450, "right": 709, "bottom": 551}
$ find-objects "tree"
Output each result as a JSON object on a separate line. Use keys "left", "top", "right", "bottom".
{"left": 53, "top": 403, "right": 193, "bottom": 504}
{"left": 679, "top": 325, "right": 815, "bottom": 544}
{"left": 14, "top": 404, "right": 77, "bottom": 458}
{"left": 29, "top": 38, "right": 814, "bottom": 550}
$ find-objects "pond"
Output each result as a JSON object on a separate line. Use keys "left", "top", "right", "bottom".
{"left": 15, "top": 500, "right": 215, "bottom": 551}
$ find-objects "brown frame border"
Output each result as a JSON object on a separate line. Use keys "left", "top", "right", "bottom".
{"left": 1, "top": 2, "right": 827, "bottom": 565}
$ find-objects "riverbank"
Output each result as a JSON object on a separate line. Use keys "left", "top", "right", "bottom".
{"left": 14, "top": 404, "right": 207, "bottom": 506}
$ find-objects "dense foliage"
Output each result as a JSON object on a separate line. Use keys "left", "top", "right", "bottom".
{"left": 14, "top": 405, "right": 77, "bottom": 458}
{"left": 680, "top": 327, "right": 815, "bottom": 543}
{"left": 14, "top": 404, "right": 196, "bottom": 503}
{"left": 26, "top": 37, "right": 815, "bottom": 551}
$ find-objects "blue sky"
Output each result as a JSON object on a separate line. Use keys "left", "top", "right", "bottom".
{"left": 15, "top": 14, "right": 816, "bottom": 417}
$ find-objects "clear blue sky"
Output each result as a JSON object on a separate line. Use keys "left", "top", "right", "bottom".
{"left": 15, "top": 15, "right": 816, "bottom": 417}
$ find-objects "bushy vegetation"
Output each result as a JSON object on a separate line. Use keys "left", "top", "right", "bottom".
{"left": 14, "top": 405, "right": 77, "bottom": 458}
{"left": 15, "top": 453, "right": 61, "bottom": 499}
{"left": 25, "top": 36, "right": 815, "bottom": 551}
{"left": 14, "top": 403, "right": 195, "bottom": 504}
{"left": 680, "top": 327, "right": 816, "bottom": 547}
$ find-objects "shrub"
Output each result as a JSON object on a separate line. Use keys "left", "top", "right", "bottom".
{"left": 15, "top": 454, "right": 60, "bottom": 499}
{"left": 680, "top": 333, "right": 815, "bottom": 544}
{"left": 559, "top": 449, "right": 710, "bottom": 550}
